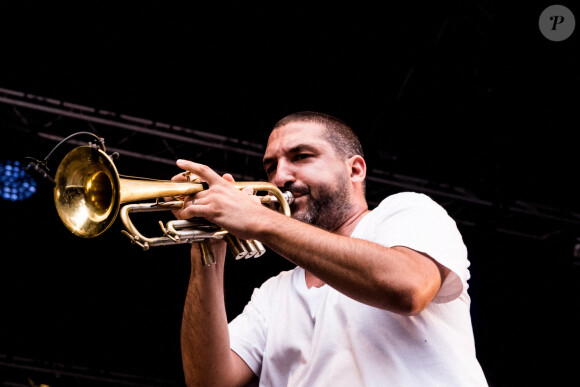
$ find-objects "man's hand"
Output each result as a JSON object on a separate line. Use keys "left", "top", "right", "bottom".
{"left": 172, "top": 159, "right": 263, "bottom": 241}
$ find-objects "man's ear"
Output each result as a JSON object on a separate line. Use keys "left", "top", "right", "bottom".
{"left": 348, "top": 155, "right": 366, "bottom": 183}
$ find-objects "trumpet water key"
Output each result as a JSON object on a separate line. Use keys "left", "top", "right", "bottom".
{"left": 53, "top": 145, "right": 292, "bottom": 266}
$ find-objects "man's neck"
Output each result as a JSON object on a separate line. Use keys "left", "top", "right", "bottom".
{"left": 305, "top": 204, "right": 371, "bottom": 289}
{"left": 333, "top": 205, "right": 371, "bottom": 236}
{"left": 305, "top": 270, "right": 326, "bottom": 289}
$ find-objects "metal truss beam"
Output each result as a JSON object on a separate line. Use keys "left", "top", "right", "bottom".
{"left": 1, "top": 87, "right": 579, "bottom": 242}
{"left": 0, "top": 353, "right": 178, "bottom": 386}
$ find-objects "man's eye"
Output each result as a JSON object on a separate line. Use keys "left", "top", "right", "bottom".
{"left": 265, "top": 165, "right": 276, "bottom": 174}
{"left": 295, "top": 154, "right": 311, "bottom": 161}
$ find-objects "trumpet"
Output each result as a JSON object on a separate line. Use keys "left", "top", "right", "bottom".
{"left": 53, "top": 145, "right": 292, "bottom": 266}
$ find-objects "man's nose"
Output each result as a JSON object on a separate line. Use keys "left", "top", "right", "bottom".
{"left": 270, "top": 160, "right": 295, "bottom": 188}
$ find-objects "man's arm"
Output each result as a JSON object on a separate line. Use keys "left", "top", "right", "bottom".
{"left": 181, "top": 240, "right": 256, "bottom": 386}
{"left": 174, "top": 160, "right": 450, "bottom": 316}
{"left": 257, "top": 217, "right": 450, "bottom": 315}
{"left": 175, "top": 171, "right": 256, "bottom": 387}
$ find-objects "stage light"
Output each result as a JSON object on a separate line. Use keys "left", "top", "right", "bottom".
{"left": 0, "top": 160, "right": 37, "bottom": 201}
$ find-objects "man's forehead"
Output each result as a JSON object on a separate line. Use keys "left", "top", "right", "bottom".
{"left": 266, "top": 121, "right": 327, "bottom": 149}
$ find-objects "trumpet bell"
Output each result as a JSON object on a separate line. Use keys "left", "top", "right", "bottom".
{"left": 54, "top": 146, "right": 121, "bottom": 238}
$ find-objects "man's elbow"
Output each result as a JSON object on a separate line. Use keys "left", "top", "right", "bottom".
{"left": 376, "top": 280, "right": 438, "bottom": 316}
{"left": 398, "top": 290, "right": 433, "bottom": 316}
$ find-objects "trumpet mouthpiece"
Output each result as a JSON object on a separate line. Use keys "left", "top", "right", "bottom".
{"left": 260, "top": 191, "right": 293, "bottom": 205}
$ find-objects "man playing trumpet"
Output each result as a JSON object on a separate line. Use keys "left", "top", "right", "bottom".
{"left": 174, "top": 111, "right": 488, "bottom": 386}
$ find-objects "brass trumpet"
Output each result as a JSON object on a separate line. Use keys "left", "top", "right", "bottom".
{"left": 53, "top": 145, "right": 292, "bottom": 266}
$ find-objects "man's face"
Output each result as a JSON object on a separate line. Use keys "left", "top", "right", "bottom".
{"left": 263, "top": 122, "right": 354, "bottom": 231}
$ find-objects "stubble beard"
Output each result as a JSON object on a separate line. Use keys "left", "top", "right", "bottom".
{"left": 289, "top": 174, "right": 353, "bottom": 232}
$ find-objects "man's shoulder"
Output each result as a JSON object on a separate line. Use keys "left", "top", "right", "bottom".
{"left": 376, "top": 191, "right": 439, "bottom": 210}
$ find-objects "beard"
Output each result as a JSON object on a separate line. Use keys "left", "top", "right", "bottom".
{"left": 286, "top": 174, "right": 353, "bottom": 232}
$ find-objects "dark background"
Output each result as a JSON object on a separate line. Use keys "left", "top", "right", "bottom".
{"left": 0, "top": 1, "right": 579, "bottom": 386}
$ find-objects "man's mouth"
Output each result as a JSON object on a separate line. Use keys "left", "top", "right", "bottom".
{"left": 282, "top": 184, "right": 309, "bottom": 209}
{"left": 289, "top": 193, "right": 309, "bottom": 213}
{"left": 288, "top": 185, "right": 309, "bottom": 198}
{"left": 290, "top": 190, "right": 309, "bottom": 202}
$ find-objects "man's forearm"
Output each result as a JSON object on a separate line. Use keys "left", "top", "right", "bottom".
{"left": 181, "top": 243, "right": 236, "bottom": 386}
{"left": 256, "top": 213, "right": 445, "bottom": 314}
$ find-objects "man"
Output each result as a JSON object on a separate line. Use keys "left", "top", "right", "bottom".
{"left": 174, "top": 111, "right": 488, "bottom": 386}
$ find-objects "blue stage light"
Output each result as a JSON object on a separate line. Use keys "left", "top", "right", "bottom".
{"left": 0, "top": 160, "right": 37, "bottom": 201}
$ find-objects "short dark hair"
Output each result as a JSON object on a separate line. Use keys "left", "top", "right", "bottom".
{"left": 273, "top": 111, "right": 364, "bottom": 160}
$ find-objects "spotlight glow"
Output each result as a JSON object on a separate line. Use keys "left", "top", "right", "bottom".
{"left": 0, "top": 160, "right": 37, "bottom": 201}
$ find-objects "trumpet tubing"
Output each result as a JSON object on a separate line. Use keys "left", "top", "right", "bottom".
{"left": 53, "top": 145, "right": 292, "bottom": 265}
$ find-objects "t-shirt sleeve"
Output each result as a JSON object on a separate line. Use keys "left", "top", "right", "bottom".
{"left": 363, "top": 193, "right": 469, "bottom": 303}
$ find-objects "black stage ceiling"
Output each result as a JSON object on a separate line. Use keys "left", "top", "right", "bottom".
{"left": 0, "top": 2, "right": 579, "bottom": 386}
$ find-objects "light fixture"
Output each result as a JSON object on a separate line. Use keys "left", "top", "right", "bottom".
{"left": 0, "top": 160, "right": 37, "bottom": 201}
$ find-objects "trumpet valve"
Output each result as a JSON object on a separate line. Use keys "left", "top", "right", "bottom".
{"left": 251, "top": 240, "right": 267, "bottom": 258}
{"left": 225, "top": 234, "right": 249, "bottom": 260}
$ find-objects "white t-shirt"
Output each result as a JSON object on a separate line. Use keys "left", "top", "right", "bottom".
{"left": 229, "top": 192, "right": 488, "bottom": 386}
